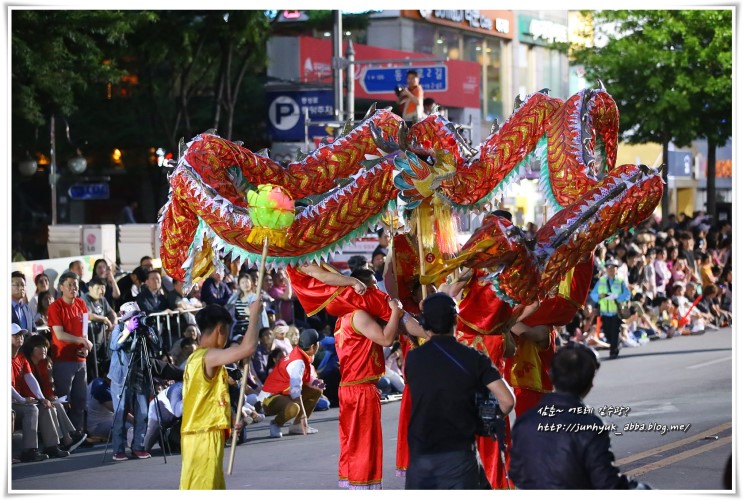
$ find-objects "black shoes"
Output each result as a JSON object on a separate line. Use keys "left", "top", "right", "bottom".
{"left": 20, "top": 449, "right": 49, "bottom": 462}
{"left": 61, "top": 432, "right": 88, "bottom": 453}
{"left": 44, "top": 446, "right": 71, "bottom": 458}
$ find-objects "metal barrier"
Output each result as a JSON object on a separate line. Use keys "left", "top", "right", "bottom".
{"left": 35, "top": 307, "right": 203, "bottom": 379}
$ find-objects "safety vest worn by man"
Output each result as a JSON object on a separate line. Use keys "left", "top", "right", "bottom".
{"left": 596, "top": 277, "right": 626, "bottom": 316}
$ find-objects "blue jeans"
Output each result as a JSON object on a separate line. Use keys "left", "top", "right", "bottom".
{"left": 111, "top": 382, "right": 150, "bottom": 453}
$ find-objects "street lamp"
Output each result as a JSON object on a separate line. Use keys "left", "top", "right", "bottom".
{"left": 50, "top": 115, "right": 87, "bottom": 225}
{"left": 18, "top": 151, "right": 38, "bottom": 177}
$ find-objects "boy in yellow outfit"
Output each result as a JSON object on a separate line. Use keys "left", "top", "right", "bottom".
{"left": 179, "top": 301, "right": 262, "bottom": 489}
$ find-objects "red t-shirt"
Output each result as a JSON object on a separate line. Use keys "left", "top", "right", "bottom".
{"left": 48, "top": 297, "right": 88, "bottom": 362}
{"left": 12, "top": 353, "right": 35, "bottom": 398}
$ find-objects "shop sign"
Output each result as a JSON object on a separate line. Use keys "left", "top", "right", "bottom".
{"left": 414, "top": 10, "right": 513, "bottom": 37}
{"left": 518, "top": 15, "right": 568, "bottom": 46}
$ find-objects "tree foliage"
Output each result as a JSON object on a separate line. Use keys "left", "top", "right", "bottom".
{"left": 11, "top": 10, "right": 155, "bottom": 126}
{"left": 569, "top": 10, "right": 732, "bottom": 215}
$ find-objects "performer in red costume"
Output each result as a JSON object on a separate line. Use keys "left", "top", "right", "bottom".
{"left": 506, "top": 254, "right": 594, "bottom": 417}
{"left": 335, "top": 269, "right": 404, "bottom": 490}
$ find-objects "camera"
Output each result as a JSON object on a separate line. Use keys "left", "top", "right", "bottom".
{"left": 127, "top": 312, "right": 162, "bottom": 354}
{"left": 225, "top": 363, "right": 243, "bottom": 383}
{"left": 394, "top": 85, "right": 405, "bottom": 96}
{"left": 475, "top": 388, "right": 506, "bottom": 442}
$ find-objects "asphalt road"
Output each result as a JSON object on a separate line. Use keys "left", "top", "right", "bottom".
{"left": 11, "top": 327, "right": 733, "bottom": 491}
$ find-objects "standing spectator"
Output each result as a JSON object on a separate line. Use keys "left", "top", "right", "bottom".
{"left": 699, "top": 253, "right": 717, "bottom": 288}
{"left": 227, "top": 273, "right": 268, "bottom": 339}
{"left": 116, "top": 266, "right": 147, "bottom": 307}
{"left": 373, "top": 228, "right": 390, "bottom": 255}
{"left": 33, "top": 291, "right": 55, "bottom": 329}
{"left": 83, "top": 276, "right": 117, "bottom": 380}
{"left": 678, "top": 232, "right": 699, "bottom": 277}
{"left": 268, "top": 269, "right": 295, "bottom": 324}
{"left": 200, "top": 271, "right": 232, "bottom": 306}
{"left": 167, "top": 278, "right": 202, "bottom": 327}
{"left": 404, "top": 293, "right": 514, "bottom": 489}
{"left": 118, "top": 198, "right": 138, "bottom": 224}
{"left": 28, "top": 272, "right": 58, "bottom": 318}
{"left": 68, "top": 260, "right": 89, "bottom": 295}
{"left": 509, "top": 343, "right": 643, "bottom": 489}
{"left": 589, "top": 259, "right": 630, "bottom": 360}
{"left": 91, "top": 258, "right": 121, "bottom": 307}
{"left": 347, "top": 255, "right": 370, "bottom": 273}
{"left": 371, "top": 247, "right": 387, "bottom": 283}
{"left": 259, "top": 271, "right": 276, "bottom": 311}
{"left": 48, "top": 271, "right": 93, "bottom": 432}
{"left": 109, "top": 302, "right": 153, "bottom": 461}
{"left": 423, "top": 97, "right": 437, "bottom": 115}
{"left": 397, "top": 69, "right": 424, "bottom": 125}
{"left": 640, "top": 248, "right": 657, "bottom": 302}
{"left": 12, "top": 271, "right": 36, "bottom": 334}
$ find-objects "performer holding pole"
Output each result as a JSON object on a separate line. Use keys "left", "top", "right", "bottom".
{"left": 227, "top": 184, "right": 294, "bottom": 475}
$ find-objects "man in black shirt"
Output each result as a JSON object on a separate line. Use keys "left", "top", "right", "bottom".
{"left": 509, "top": 343, "right": 643, "bottom": 489}
{"left": 136, "top": 270, "right": 168, "bottom": 315}
{"left": 405, "top": 293, "right": 514, "bottom": 489}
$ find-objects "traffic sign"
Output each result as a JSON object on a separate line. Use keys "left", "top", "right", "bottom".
{"left": 68, "top": 183, "right": 110, "bottom": 200}
{"left": 266, "top": 89, "right": 334, "bottom": 142}
{"left": 360, "top": 65, "right": 448, "bottom": 94}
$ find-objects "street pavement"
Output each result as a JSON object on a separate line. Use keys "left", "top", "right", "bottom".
{"left": 11, "top": 327, "right": 732, "bottom": 491}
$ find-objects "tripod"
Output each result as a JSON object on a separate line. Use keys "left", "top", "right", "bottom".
{"left": 103, "top": 326, "right": 169, "bottom": 463}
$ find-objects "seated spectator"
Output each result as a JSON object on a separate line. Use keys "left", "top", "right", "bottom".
{"left": 699, "top": 253, "right": 717, "bottom": 288}
{"left": 698, "top": 285, "right": 729, "bottom": 329}
{"left": 272, "top": 320, "right": 293, "bottom": 357}
{"left": 86, "top": 365, "right": 124, "bottom": 444}
{"left": 144, "top": 381, "right": 184, "bottom": 453}
{"left": 11, "top": 324, "right": 69, "bottom": 460}
{"left": 21, "top": 333, "right": 87, "bottom": 452}
{"left": 168, "top": 324, "right": 200, "bottom": 364}
{"left": 648, "top": 296, "right": 678, "bottom": 339}
{"left": 383, "top": 341, "right": 405, "bottom": 393}
{"left": 172, "top": 337, "right": 198, "bottom": 369}
{"left": 252, "top": 327, "right": 273, "bottom": 384}
{"left": 654, "top": 247, "right": 672, "bottom": 296}
{"left": 33, "top": 291, "right": 55, "bottom": 328}
{"left": 286, "top": 325, "right": 300, "bottom": 348}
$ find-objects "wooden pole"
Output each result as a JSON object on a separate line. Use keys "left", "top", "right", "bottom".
{"left": 416, "top": 207, "right": 428, "bottom": 300}
{"left": 227, "top": 237, "right": 270, "bottom": 475}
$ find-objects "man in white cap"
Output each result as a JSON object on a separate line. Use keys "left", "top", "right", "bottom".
{"left": 589, "top": 259, "right": 631, "bottom": 359}
{"left": 108, "top": 302, "right": 152, "bottom": 461}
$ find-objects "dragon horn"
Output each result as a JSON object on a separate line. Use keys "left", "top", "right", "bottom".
{"left": 398, "top": 121, "right": 410, "bottom": 151}
{"left": 490, "top": 118, "right": 500, "bottom": 135}
{"left": 538, "top": 88, "right": 551, "bottom": 95}
{"left": 445, "top": 122, "right": 477, "bottom": 158}
{"left": 363, "top": 103, "right": 377, "bottom": 120}
{"left": 370, "top": 122, "right": 400, "bottom": 153}
{"left": 596, "top": 79, "right": 606, "bottom": 91}
{"left": 514, "top": 95, "right": 524, "bottom": 111}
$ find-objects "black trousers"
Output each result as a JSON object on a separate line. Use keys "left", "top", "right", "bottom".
{"left": 406, "top": 449, "right": 490, "bottom": 489}
{"left": 602, "top": 315, "right": 622, "bottom": 355}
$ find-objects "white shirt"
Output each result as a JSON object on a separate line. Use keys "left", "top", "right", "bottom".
{"left": 256, "top": 358, "right": 306, "bottom": 401}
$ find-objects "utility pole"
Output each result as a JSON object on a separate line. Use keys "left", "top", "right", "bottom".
{"left": 332, "top": 10, "right": 344, "bottom": 120}
{"left": 50, "top": 115, "right": 58, "bottom": 225}
{"left": 346, "top": 40, "right": 355, "bottom": 121}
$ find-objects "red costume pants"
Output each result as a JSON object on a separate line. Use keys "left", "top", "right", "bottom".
{"left": 338, "top": 383, "right": 383, "bottom": 489}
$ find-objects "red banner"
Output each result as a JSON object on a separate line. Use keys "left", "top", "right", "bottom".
{"left": 299, "top": 36, "right": 481, "bottom": 109}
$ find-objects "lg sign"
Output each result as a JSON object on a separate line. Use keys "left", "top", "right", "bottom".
{"left": 269, "top": 96, "right": 300, "bottom": 131}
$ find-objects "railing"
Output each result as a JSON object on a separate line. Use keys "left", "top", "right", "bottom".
{"left": 35, "top": 307, "right": 204, "bottom": 379}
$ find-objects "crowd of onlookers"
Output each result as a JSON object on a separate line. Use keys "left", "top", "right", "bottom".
{"left": 10, "top": 212, "right": 732, "bottom": 463}
{"left": 562, "top": 212, "right": 732, "bottom": 349}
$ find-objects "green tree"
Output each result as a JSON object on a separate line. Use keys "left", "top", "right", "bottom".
{"left": 12, "top": 10, "right": 155, "bottom": 126}
{"left": 569, "top": 10, "right": 732, "bottom": 218}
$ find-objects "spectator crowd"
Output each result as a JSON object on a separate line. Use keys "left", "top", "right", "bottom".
{"left": 9, "top": 210, "right": 731, "bottom": 469}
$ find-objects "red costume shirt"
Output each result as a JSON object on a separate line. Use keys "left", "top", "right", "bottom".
{"left": 287, "top": 264, "right": 392, "bottom": 321}
{"left": 47, "top": 297, "right": 88, "bottom": 362}
{"left": 335, "top": 312, "right": 386, "bottom": 386}
{"left": 457, "top": 269, "right": 513, "bottom": 336}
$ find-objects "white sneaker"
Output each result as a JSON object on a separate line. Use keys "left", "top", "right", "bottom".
{"left": 288, "top": 424, "right": 318, "bottom": 435}
{"left": 269, "top": 422, "right": 282, "bottom": 438}
{"left": 253, "top": 413, "right": 265, "bottom": 424}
